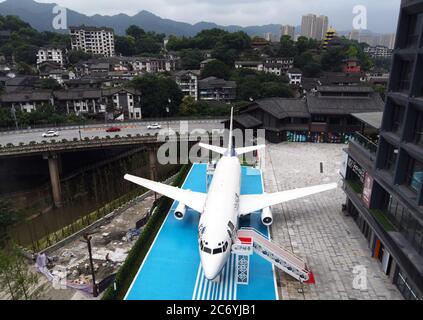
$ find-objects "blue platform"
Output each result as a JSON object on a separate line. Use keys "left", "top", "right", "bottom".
{"left": 125, "top": 164, "right": 278, "bottom": 300}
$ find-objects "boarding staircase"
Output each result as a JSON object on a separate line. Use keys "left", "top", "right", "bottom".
{"left": 233, "top": 228, "right": 314, "bottom": 284}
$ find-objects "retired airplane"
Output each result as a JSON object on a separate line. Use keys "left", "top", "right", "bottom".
{"left": 124, "top": 109, "right": 337, "bottom": 280}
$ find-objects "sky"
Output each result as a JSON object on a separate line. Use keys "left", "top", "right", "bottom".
{"left": 35, "top": 0, "right": 401, "bottom": 32}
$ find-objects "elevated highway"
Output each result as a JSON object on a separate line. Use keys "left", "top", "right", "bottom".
{"left": 0, "top": 119, "right": 226, "bottom": 208}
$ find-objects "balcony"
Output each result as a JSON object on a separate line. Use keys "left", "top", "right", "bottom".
{"left": 351, "top": 132, "right": 378, "bottom": 154}
{"left": 349, "top": 132, "right": 378, "bottom": 165}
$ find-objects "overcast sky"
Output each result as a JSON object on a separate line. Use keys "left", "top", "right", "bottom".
{"left": 35, "top": 0, "right": 400, "bottom": 32}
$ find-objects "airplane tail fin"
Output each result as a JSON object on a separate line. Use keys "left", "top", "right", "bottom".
{"left": 228, "top": 107, "right": 234, "bottom": 152}
{"left": 199, "top": 107, "right": 266, "bottom": 156}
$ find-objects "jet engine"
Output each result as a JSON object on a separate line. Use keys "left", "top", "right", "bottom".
{"left": 174, "top": 202, "right": 187, "bottom": 220}
{"left": 261, "top": 207, "right": 273, "bottom": 226}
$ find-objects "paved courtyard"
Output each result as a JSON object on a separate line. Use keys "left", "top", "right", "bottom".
{"left": 264, "top": 142, "right": 402, "bottom": 300}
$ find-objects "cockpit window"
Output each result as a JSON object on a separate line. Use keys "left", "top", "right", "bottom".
{"left": 213, "top": 247, "right": 222, "bottom": 254}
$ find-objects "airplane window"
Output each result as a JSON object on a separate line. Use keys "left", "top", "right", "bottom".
{"left": 203, "top": 247, "right": 211, "bottom": 254}
{"left": 228, "top": 221, "right": 235, "bottom": 231}
{"left": 227, "top": 230, "right": 232, "bottom": 238}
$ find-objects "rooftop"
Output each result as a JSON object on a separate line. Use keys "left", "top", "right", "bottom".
{"left": 352, "top": 112, "right": 384, "bottom": 129}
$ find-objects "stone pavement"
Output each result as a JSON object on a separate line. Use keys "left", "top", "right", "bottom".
{"left": 264, "top": 142, "right": 402, "bottom": 300}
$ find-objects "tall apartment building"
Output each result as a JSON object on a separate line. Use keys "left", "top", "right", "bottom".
{"left": 70, "top": 26, "right": 115, "bottom": 57}
{"left": 301, "top": 14, "right": 329, "bottom": 40}
{"left": 281, "top": 25, "right": 295, "bottom": 39}
{"left": 341, "top": 0, "right": 423, "bottom": 300}
{"left": 349, "top": 30, "right": 397, "bottom": 50}
{"left": 36, "top": 46, "right": 66, "bottom": 66}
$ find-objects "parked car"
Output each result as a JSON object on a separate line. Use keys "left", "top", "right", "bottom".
{"left": 106, "top": 127, "right": 121, "bottom": 133}
{"left": 147, "top": 123, "right": 162, "bottom": 130}
{"left": 42, "top": 130, "right": 59, "bottom": 138}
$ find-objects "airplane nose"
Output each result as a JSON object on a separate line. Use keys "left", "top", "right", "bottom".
{"left": 203, "top": 264, "right": 220, "bottom": 280}
{"left": 200, "top": 253, "right": 222, "bottom": 280}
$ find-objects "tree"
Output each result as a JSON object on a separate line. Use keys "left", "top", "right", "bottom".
{"left": 201, "top": 60, "right": 232, "bottom": 80}
{"left": 179, "top": 49, "right": 203, "bottom": 70}
{"left": 68, "top": 50, "right": 93, "bottom": 65}
{"left": 0, "top": 108, "right": 14, "bottom": 128}
{"left": 178, "top": 96, "right": 198, "bottom": 116}
{"left": 126, "top": 25, "right": 146, "bottom": 40}
{"left": 321, "top": 47, "right": 345, "bottom": 72}
{"left": 115, "top": 36, "right": 137, "bottom": 56}
{"left": 40, "top": 78, "right": 62, "bottom": 90}
{"left": 0, "top": 199, "right": 19, "bottom": 248}
{"left": 279, "top": 35, "right": 297, "bottom": 57}
{"left": 303, "top": 62, "right": 323, "bottom": 77}
{"left": 129, "top": 74, "right": 183, "bottom": 118}
{"left": 0, "top": 246, "right": 40, "bottom": 300}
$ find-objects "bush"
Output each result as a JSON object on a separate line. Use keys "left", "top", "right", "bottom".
{"left": 93, "top": 136, "right": 99, "bottom": 140}
{"left": 105, "top": 135, "right": 111, "bottom": 139}
{"left": 114, "top": 135, "right": 120, "bottom": 139}
{"left": 6, "top": 143, "right": 14, "bottom": 148}
{"left": 126, "top": 134, "right": 132, "bottom": 138}
{"left": 84, "top": 137, "right": 90, "bottom": 141}
{"left": 50, "top": 139, "right": 56, "bottom": 143}
{"left": 102, "top": 164, "right": 190, "bottom": 300}
{"left": 41, "top": 140, "right": 47, "bottom": 144}
{"left": 19, "top": 142, "right": 25, "bottom": 146}
{"left": 73, "top": 138, "right": 78, "bottom": 142}
{"left": 29, "top": 141, "right": 36, "bottom": 145}
{"left": 61, "top": 139, "right": 68, "bottom": 143}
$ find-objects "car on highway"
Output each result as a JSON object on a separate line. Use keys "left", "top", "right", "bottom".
{"left": 42, "top": 130, "right": 59, "bottom": 138}
{"left": 147, "top": 123, "right": 162, "bottom": 130}
{"left": 106, "top": 127, "right": 121, "bottom": 132}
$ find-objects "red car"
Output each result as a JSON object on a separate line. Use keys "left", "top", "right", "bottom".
{"left": 106, "top": 127, "right": 121, "bottom": 133}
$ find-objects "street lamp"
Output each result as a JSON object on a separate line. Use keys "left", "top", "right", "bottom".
{"left": 166, "top": 98, "right": 171, "bottom": 136}
{"left": 10, "top": 105, "right": 18, "bottom": 130}
{"left": 82, "top": 233, "right": 98, "bottom": 297}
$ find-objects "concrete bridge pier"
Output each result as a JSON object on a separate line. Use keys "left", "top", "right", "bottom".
{"left": 43, "top": 153, "right": 63, "bottom": 208}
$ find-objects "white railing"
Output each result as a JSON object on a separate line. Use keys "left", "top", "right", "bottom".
{"left": 237, "top": 228, "right": 311, "bottom": 282}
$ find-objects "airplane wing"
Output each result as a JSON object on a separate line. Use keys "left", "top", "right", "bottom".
{"left": 124, "top": 174, "right": 207, "bottom": 213}
{"left": 235, "top": 145, "right": 265, "bottom": 155}
{"left": 239, "top": 183, "right": 337, "bottom": 216}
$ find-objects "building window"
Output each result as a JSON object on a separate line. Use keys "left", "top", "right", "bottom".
{"left": 405, "top": 156, "right": 423, "bottom": 193}
{"left": 413, "top": 110, "right": 423, "bottom": 146}
{"left": 384, "top": 143, "right": 398, "bottom": 174}
{"left": 406, "top": 13, "right": 423, "bottom": 48}
{"left": 391, "top": 104, "right": 404, "bottom": 134}
{"left": 398, "top": 59, "right": 414, "bottom": 93}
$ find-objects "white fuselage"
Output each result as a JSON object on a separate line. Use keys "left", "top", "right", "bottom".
{"left": 198, "top": 155, "right": 241, "bottom": 280}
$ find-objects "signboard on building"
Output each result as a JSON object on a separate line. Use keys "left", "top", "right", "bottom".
{"left": 348, "top": 157, "right": 366, "bottom": 183}
{"left": 340, "top": 151, "right": 349, "bottom": 178}
{"left": 362, "top": 172, "right": 374, "bottom": 208}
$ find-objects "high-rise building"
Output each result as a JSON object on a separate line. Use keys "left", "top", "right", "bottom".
{"left": 301, "top": 14, "right": 329, "bottom": 40}
{"left": 281, "top": 25, "right": 295, "bottom": 39}
{"left": 349, "top": 30, "right": 397, "bottom": 50}
{"left": 70, "top": 26, "right": 115, "bottom": 57}
{"left": 341, "top": 0, "right": 423, "bottom": 300}
{"left": 301, "top": 14, "right": 316, "bottom": 39}
{"left": 313, "top": 15, "right": 329, "bottom": 40}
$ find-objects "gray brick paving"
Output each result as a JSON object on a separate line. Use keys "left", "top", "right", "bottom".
{"left": 264, "top": 142, "right": 403, "bottom": 300}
